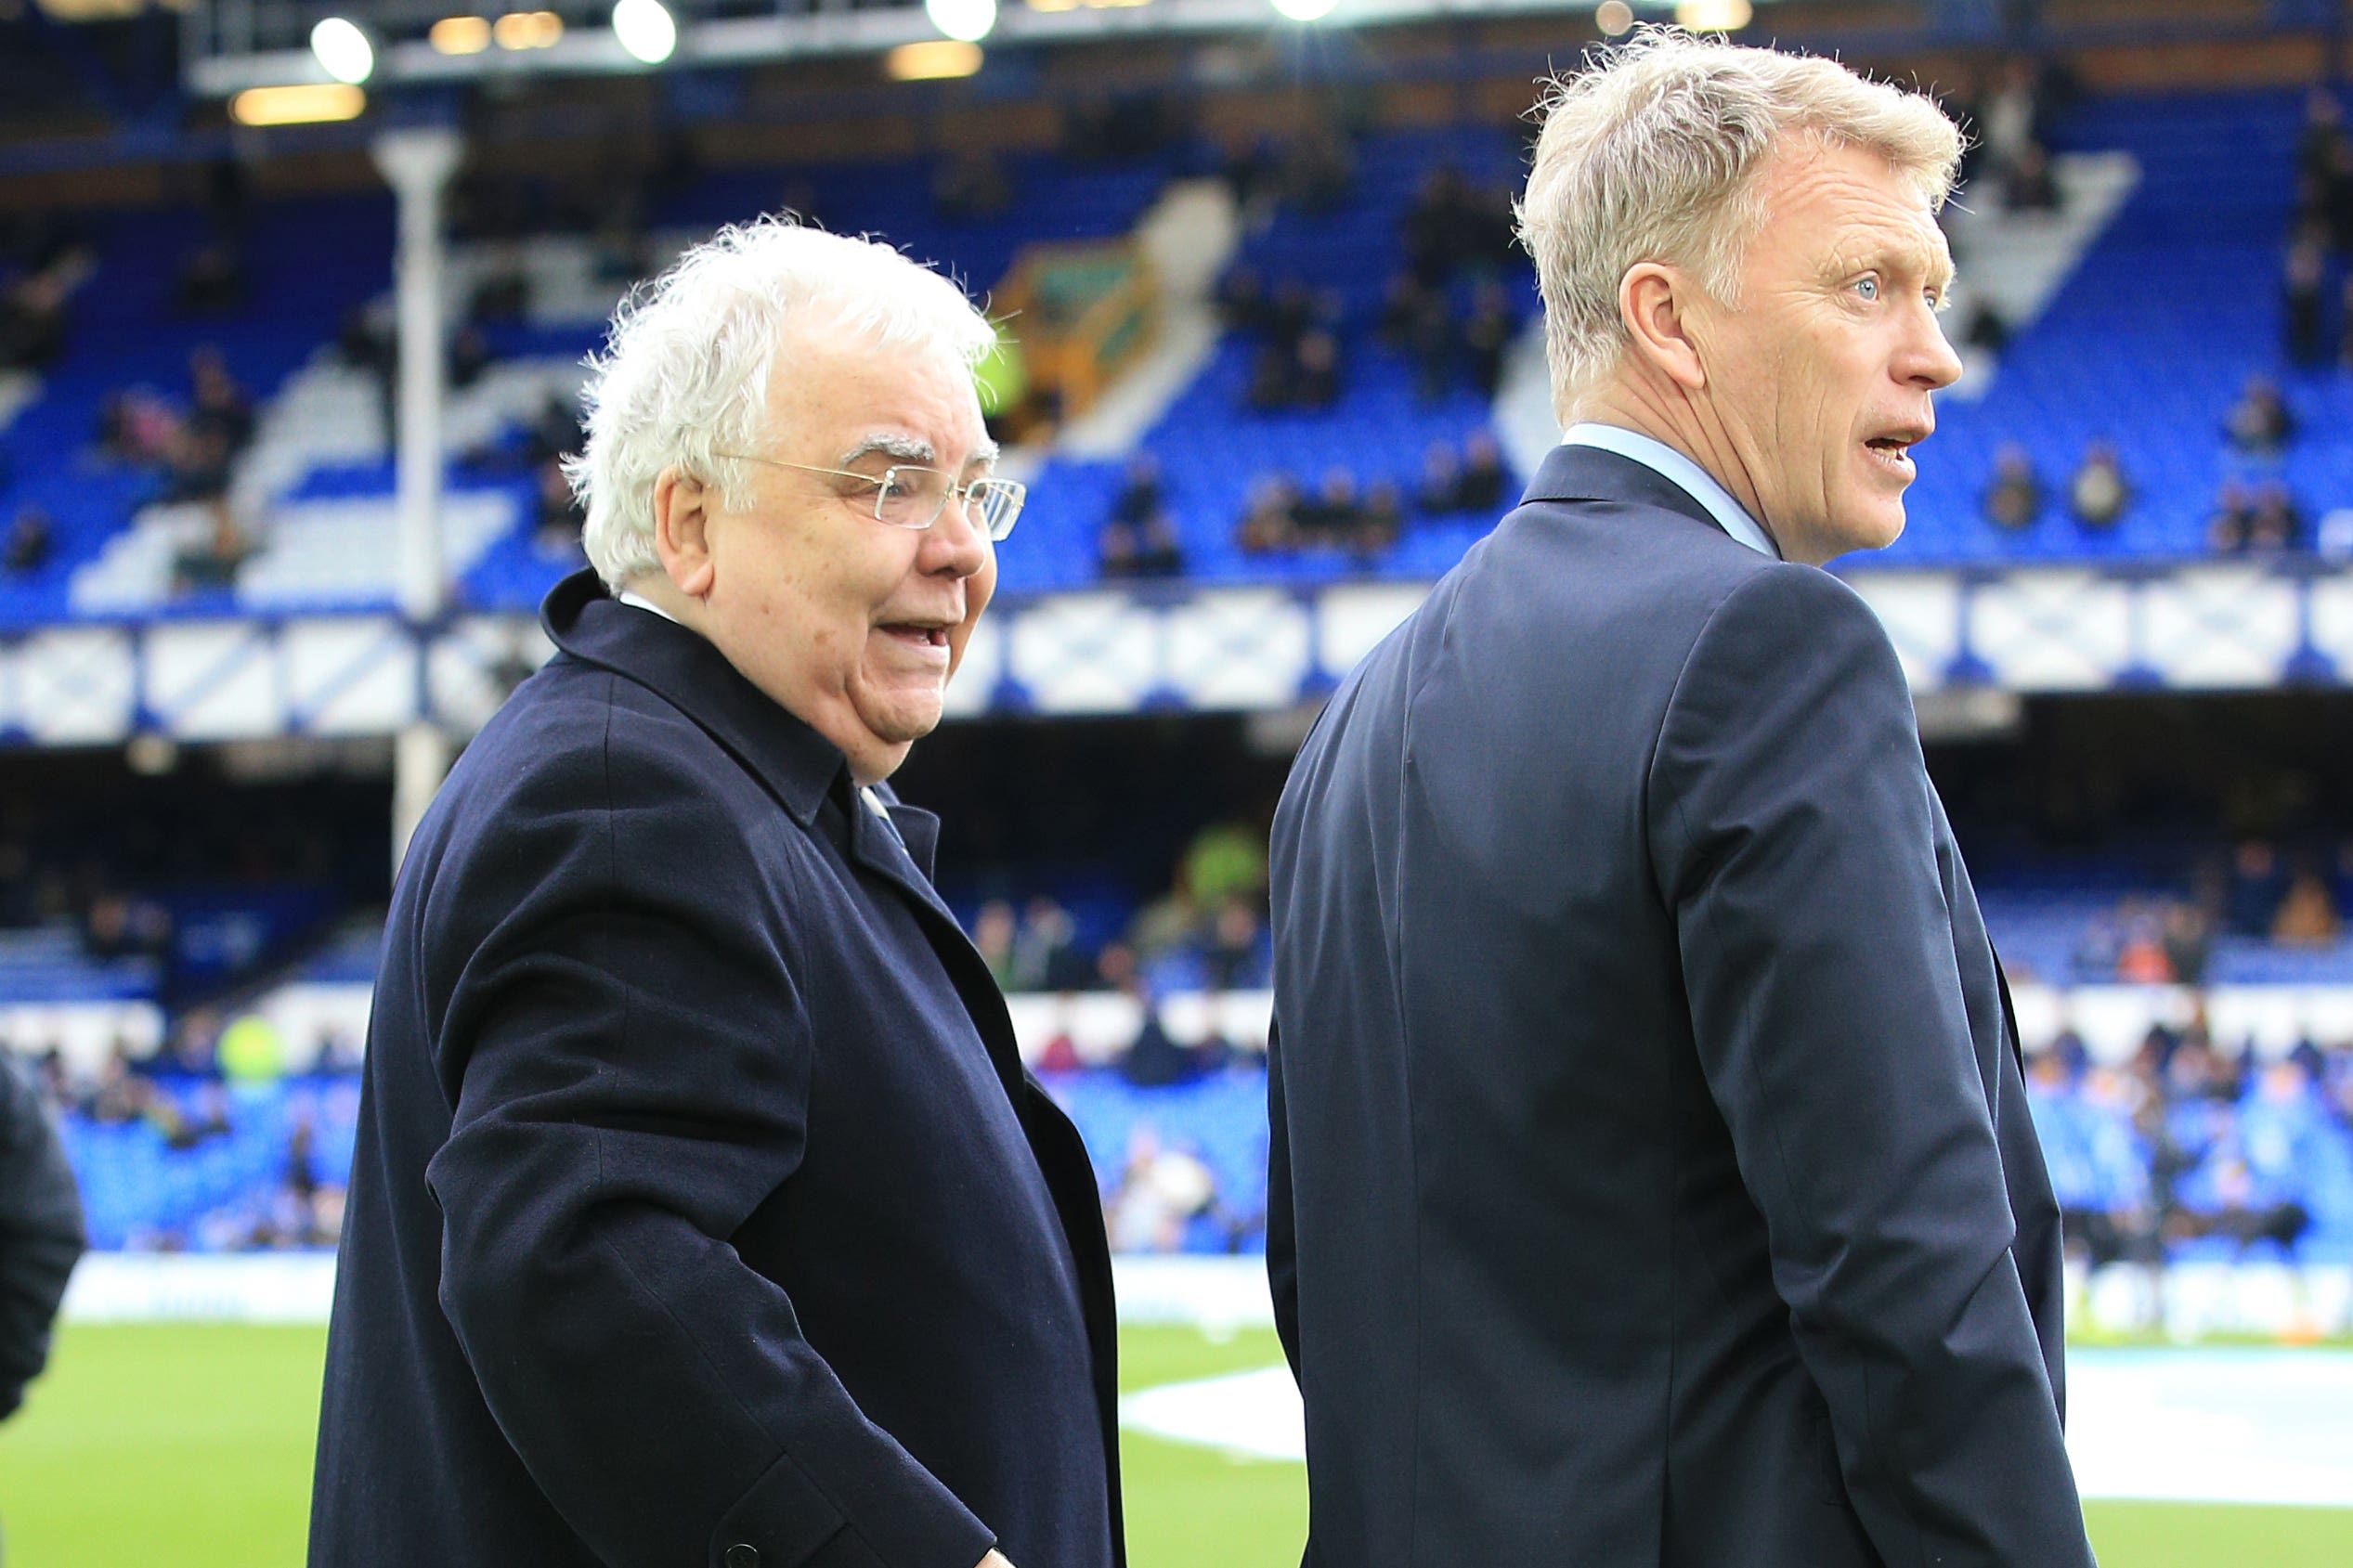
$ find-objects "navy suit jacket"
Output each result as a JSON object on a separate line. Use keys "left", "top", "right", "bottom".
{"left": 1267, "top": 445, "right": 2090, "bottom": 1566}
{"left": 311, "top": 570, "right": 1122, "bottom": 1568}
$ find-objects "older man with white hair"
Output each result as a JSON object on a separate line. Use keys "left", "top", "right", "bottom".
{"left": 312, "top": 220, "right": 1120, "bottom": 1568}
{"left": 1267, "top": 30, "right": 2093, "bottom": 1568}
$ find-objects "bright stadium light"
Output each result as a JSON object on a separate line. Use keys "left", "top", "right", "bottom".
{"left": 310, "top": 17, "right": 376, "bottom": 84}
{"left": 1269, "top": 0, "right": 1337, "bottom": 20}
{"left": 1595, "top": 0, "right": 1634, "bottom": 35}
{"left": 1675, "top": 0, "right": 1753, "bottom": 30}
{"left": 430, "top": 15, "right": 493, "bottom": 54}
{"left": 612, "top": 0, "right": 678, "bottom": 63}
{"left": 926, "top": 0, "right": 997, "bottom": 44}
{"left": 232, "top": 83, "right": 367, "bottom": 125}
{"left": 886, "top": 39, "right": 983, "bottom": 79}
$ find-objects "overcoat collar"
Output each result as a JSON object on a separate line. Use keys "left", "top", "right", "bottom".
{"left": 540, "top": 567, "right": 848, "bottom": 831}
{"left": 1519, "top": 441, "right": 1736, "bottom": 541}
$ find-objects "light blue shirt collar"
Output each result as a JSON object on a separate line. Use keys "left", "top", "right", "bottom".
{"left": 1562, "top": 422, "right": 1780, "bottom": 560}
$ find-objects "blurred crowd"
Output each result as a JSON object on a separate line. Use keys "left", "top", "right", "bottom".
{"left": 1975, "top": 373, "right": 2347, "bottom": 554}
{"left": 2060, "top": 841, "right": 2346, "bottom": 987}
{"left": 2028, "top": 1022, "right": 2353, "bottom": 1289}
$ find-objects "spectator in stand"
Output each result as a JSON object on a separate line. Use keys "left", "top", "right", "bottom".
{"left": 1415, "top": 440, "right": 1463, "bottom": 515}
{"left": 2245, "top": 481, "right": 2306, "bottom": 552}
{"left": 1293, "top": 330, "right": 1341, "bottom": 409}
{"left": 2162, "top": 902, "right": 2212, "bottom": 986}
{"left": 2207, "top": 479, "right": 2256, "bottom": 553}
{"left": 2225, "top": 373, "right": 2295, "bottom": 458}
{"left": 2299, "top": 88, "right": 2345, "bottom": 191}
{"left": 448, "top": 323, "right": 493, "bottom": 392}
{"left": 2068, "top": 440, "right": 2130, "bottom": 531}
{"left": 3, "top": 506, "right": 50, "bottom": 575}
{"left": 2112, "top": 901, "right": 2175, "bottom": 984}
{"left": 2272, "top": 866, "right": 2343, "bottom": 946}
{"left": 2003, "top": 143, "right": 2060, "bottom": 213}
{"left": 162, "top": 422, "right": 234, "bottom": 507}
{"left": 1982, "top": 443, "right": 2042, "bottom": 531}
{"left": 1237, "top": 475, "right": 1300, "bottom": 554}
{"left": 1201, "top": 896, "right": 1269, "bottom": 991}
{"left": 1455, "top": 430, "right": 1506, "bottom": 512}
{"left": 97, "top": 386, "right": 182, "bottom": 466}
{"left": 1013, "top": 895, "right": 1097, "bottom": 991}
{"left": 1103, "top": 1127, "right": 1216, "bottom": 1251}
{"left": 2227, "top": 840, "right": 2289, "bottom": 936}
{"left": 1357, "top": 483, "right": 1404, "bottom": 557}
{"left": 1293, "top": 469, "right": 1361, "bottom": 543}
{"left": 1101, "top": 512, "right": 1184, "bottom": 578}
{"left": 1462, "top": 282, "right": 1514, "bottom": 396}
{"left": 1109, "top": 454, "right": 1161, "bottom": 531}
{"left": 1216, "top": 265, "right": 1268, "bottom": 333}
{"left": 188, "top": 347, "right": 255, "bottom": 456}
{"left": 1183, "top": 817, "right": 1267, "bottom": 909}
{"left": 2335, "top": 274, "right": 2353, "bottom": 371}
{"left": 2284, "top": 233, "right": 2328, "bottom": 365}
{"left": 1099, "top": 454, "right": 1185, "bottom": 578}
{"left": 970, "top": 899, "right": 1019, "bottom": 989}
{"left": 0, "top": 243, "right": 91, "bottom": 373}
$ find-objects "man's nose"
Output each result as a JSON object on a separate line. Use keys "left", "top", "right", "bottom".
{"left": 1904, "top": 306, "right": 1965, "bottom": 392}
{"left": 919, "top": 488, "right": 991, "bottom": 577}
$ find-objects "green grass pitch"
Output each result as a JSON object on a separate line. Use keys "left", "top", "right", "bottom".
{"left": 1, "top": 1323, "right": 2348, "bottom": 1565}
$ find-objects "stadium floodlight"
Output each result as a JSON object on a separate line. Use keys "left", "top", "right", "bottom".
{"left": 926, "top": 0, "right": 997, "bottom": 43}
{"left": 1674, "top": 0, "right": 1752, "bottom": 29}
{"left": 1594, "top": 1, "right": 1634, "bottom": 36}
{"left": 310, "top": 17, "right": 376, "bottom": 85}
{"left": 232, "top": 83, "right": 368, "bottom": 125}
{"left": 612, "top": 0, "right": 678, "bottom": 64}
{"left": 886, "top": 39, "right": 983, "bottom": 79}
{"left": 494, "top": 8, "right": 566, "bottom": 48}
{"left": 1269, "top": 0, "right": 1338, "bottom": 20}
{"left": 430, "top": 16, "right": 494, "bottom": 55}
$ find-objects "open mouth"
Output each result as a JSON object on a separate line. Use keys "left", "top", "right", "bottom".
{"left": 1864, "top": 435, "right": 1918, "bottom": 475}
{"left": 881, "top": 623, "right": 950, "bottom": 650}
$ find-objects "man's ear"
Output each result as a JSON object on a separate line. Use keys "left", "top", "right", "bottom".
{"left": 651, "top": 465, "right": 717, "bottom": 599}
{"left": 1618, "top": 263, "right": 1709, "bottom": 394}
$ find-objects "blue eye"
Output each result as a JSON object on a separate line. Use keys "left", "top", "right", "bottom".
{"left": 1853, "top": 276, "right": 1881, "bottom": 302}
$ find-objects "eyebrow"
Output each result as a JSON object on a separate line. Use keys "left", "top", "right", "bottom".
{"left": 1829, "top": 236, "right": 1956, "bottom": 298}
{"left": 838, "top": 433, "right": 1002, "bottom": 473}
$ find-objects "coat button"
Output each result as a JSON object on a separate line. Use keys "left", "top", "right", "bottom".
{"left": 724, "top": 1547, "right": 760, "bottom": 1568}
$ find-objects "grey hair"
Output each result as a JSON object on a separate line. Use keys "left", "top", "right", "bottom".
{"left": 1516, "top": 27, "right": 1964, "bottom": 423}
{"left": 565, "top": 215, "right": 997, "bottom": 590}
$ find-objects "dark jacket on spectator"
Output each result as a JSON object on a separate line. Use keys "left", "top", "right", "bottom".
{"left": 312, "top": 572, "right": 1123, "bottom": 1568}
{"left": 0, "top": 1053, "right": 84, "bottom": 1421}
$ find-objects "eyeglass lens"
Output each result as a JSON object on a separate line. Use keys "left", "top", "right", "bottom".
{"left": 874, "top": 468, "right": 1021, "bottom": 540}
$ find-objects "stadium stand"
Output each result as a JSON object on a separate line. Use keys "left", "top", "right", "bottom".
{"left": 8, "top": 71, "right": 2353, "bottom": 1311}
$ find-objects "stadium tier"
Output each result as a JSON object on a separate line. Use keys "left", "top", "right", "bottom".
{"left": 5, "top": 88, "right": 2350, "bottom": 628}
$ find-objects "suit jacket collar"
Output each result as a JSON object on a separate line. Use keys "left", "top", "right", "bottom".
{"left": 540, "top": 568, "right": 844, "bottom": 830}
{"left": 1520, "top": 441, "right": 1735, "bottom": 540}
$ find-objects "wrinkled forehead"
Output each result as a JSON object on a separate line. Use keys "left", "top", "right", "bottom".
{"left": 1762, "top": 139, "right": 1956, "bottom": 288}
{"left": 762, "top": 319, "right": 993, "bottom": 471}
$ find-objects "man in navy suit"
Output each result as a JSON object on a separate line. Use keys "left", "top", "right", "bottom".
{"left": 312, "top": 220, "right": 1120, "bottom": 1568}
{"left": 1267, "top": 31, "right": 2093, "bottom": 1566}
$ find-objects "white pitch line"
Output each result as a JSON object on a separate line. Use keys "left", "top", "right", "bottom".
{"left": 1121, "top": 1350, "right": 2353, "bottom": 1510}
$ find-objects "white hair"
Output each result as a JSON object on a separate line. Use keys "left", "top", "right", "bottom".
{"left": 1516, "top": 27, "right": 1964, "bottom": 422}
{"left": 565, "top": 216, "right": 997, "bottom": 590}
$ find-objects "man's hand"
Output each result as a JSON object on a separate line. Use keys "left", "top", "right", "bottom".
{"left": 978, "top": 1553, "right": 1017, "bottom": 1568}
